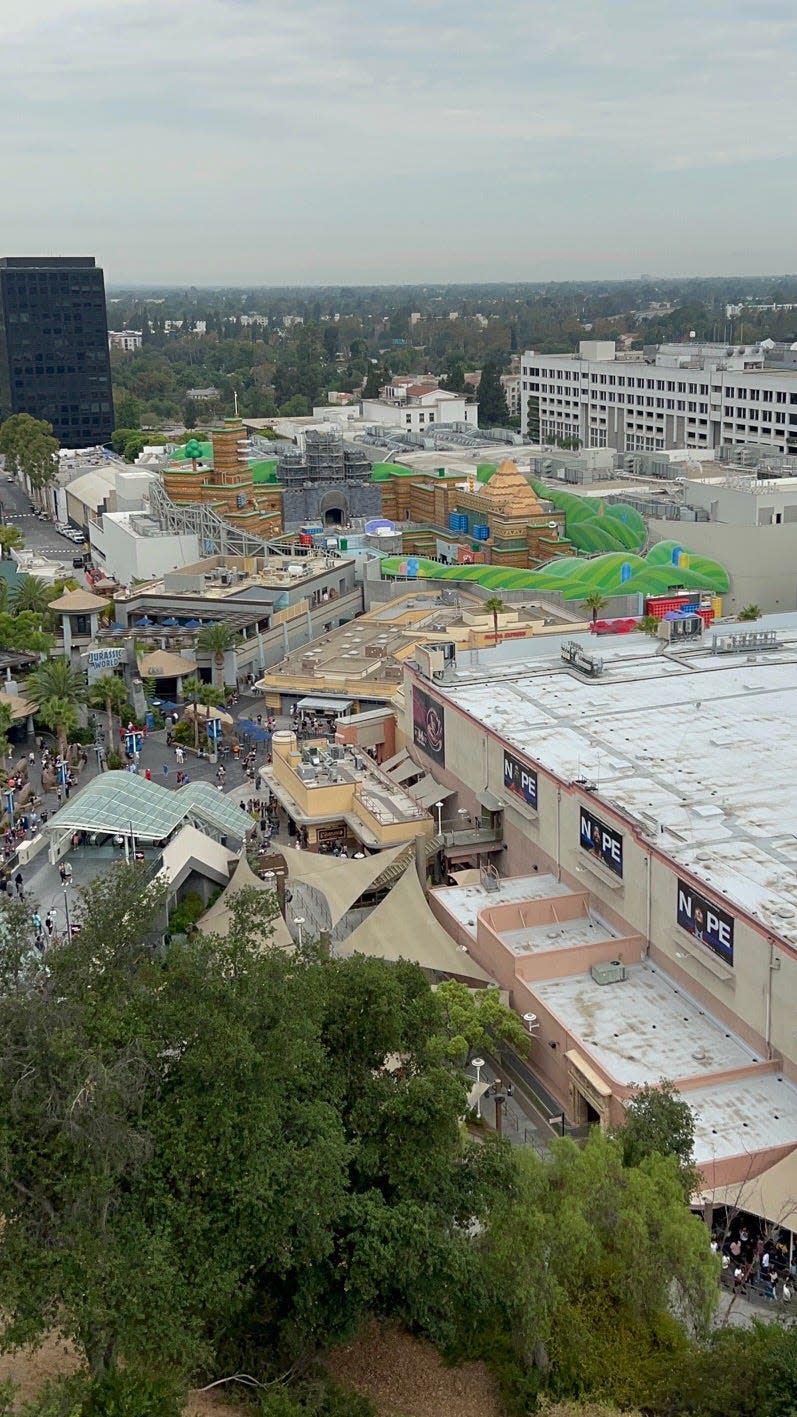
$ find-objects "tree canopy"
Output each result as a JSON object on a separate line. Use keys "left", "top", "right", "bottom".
{"left": 0, "top": 415, "right": 59, "bottom": 494}
{"left": 477, "top": 361, "right": 510, "bottom": 427}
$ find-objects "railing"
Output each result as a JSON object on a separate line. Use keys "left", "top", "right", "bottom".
{"left": 441, "top": 825, "right": 502, "bottom": 848}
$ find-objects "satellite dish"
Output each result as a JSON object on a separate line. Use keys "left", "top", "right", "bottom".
{"left": 689, "top": 330, "right": 696, "bottom": 339}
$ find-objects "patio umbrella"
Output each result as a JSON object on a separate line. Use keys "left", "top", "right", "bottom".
{"left": 237, "top": 718, "right": 257, "bottom": 734}
{"left": 183, "top": 619, "right": 202, "bottom": 629}
{"left": 110, "top": 622, "right": 126, "bottom": 633}
{"left": 161, "top": 617, "right": 179, "bottom": 627}
{"left": 136, "top": 616, "right": 153, "bottom": 627}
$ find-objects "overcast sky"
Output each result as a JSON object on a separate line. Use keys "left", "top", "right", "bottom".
{"left": 2, "top": 0, "right": 795, "bottom": 286}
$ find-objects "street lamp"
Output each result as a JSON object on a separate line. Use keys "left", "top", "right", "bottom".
{"left": 292, "top": 915, "right": 305, "bottom": 948}
{"left": 523, "top": 1011, "right": 539, "bottom": 1035}
{"left": 435, "top": 800, "right": 444, "bottom": 835}
{"left": 472, "top": 1056, "right": 485, "bottom": 1117}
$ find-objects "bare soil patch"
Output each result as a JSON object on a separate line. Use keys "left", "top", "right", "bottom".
{"left": 327, "top": 1321, "right": 503, "bottom": 1417}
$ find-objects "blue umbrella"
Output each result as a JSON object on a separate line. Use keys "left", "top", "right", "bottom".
{"left": 136, "top": 616, "right": 153, "bottom": 627}
{"left": 183, "top": 618, "right": 201, "bottom": 629}
{"left": 111, "top": 622, "right": 126, "bottom": 633}
{"left": 161, "top": 617, "right": 178, "bottom": 627}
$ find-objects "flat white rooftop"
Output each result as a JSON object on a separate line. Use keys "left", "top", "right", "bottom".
{"left": 688, "top": 1072, "right": 797, "bottom": 1165}
{"left": 436, "top": 620, "right": 797, "bottom": 945}
{"left": 500, "top": 911, "right": 620, "bottom": 957}
{"left": 532, "top": 961, "right": 762, "bottom": 1087}
{"left": 434, "top": 874, "right": 573, "bottom": 940}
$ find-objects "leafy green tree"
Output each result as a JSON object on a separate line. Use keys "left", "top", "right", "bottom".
{"left": 432, "top": 977, "right": 529, "bottom": 1065}
{"left": 0, "top": 526, "right": 23, "bottom": 560}
{"left": 614, "top": 1079, "right": 698, "bottom": 1198}
{"left": 0, "top": 702, "right": 12, "bottom": 764}
{"left": 114, "top": 394, "right": 144, "bottom": 430}
{"left": 481, "top": 1131, "right": 717, "bottom": 1407}
{"left": 361, "top": 365, "right": 383, "bottom": 400}
{"left": 0, "top": 611, "right": 52, "bottom": 657}
{"left": 663, "top": 1320, "right": 797, "bottom": 1417}
{"left": 88, "top": 673, "right": 129, "bottom": 747}
{"left": 0, "top": 415, "right": 59, "bottom": 499}
{"left": 483, "top": 596, "right": 507, "bottom": 645}
{"left": 0, "top": 873, "right": 514, "bottom": 1388}
{"left": 196, "top": 622, "right": 238, "bottom": 690}
{"left": 477, "top": 361, "right": 509, "bottom": 427}
{"left": 581, "top": 591, "right": 608, "bottom": 624}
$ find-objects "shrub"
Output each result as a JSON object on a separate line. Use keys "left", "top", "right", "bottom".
{"left": 105, "top": 750, "right": 124, "bottom": 771}
{"left": 168, "top": 891, "right": 206, "bottom": 935}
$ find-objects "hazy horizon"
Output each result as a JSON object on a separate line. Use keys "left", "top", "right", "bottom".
{"left": 4, "top": 0, "right": 796, "bottom": 286}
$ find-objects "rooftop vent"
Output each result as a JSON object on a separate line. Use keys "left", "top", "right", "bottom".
{"left": 591, "top": 960, "right": 628, "bottom": 986}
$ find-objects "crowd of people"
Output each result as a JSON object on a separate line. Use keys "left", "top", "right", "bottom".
{"left": 715, "top": 1222, "right": 793, "bottom": 1303}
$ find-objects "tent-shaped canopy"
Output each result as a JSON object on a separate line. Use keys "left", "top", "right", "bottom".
{"left": 338, "top": 866, "right": 493, "bottom": 983}
{"left": 196, "top": 853, "right": 293, "bottom": 948}
{"left": 280, "top": 842, "right": 407, "bottom": 928}
{"left": 702, "top": 1147, "right": 797, "bottom": 1230}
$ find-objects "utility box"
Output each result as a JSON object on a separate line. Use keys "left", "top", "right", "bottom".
{"left": 591, "top": 960, "right": 628, "bottom": 985}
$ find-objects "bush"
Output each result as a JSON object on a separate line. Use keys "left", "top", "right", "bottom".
{"left": 168, "top": 891, "right": 206, "bottom": 935}
{"left": 170, "top": 720, "right": 193, "bottom": 746}
{"left": 105, "top": 750, "right": 124, "bottom": 771}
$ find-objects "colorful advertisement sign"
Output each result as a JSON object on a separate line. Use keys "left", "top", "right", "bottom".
{"left": 579, "top": 805, "right": 623, "bottom": 879}
{"left": 503, "top": 750, "right": 538, "bottom": 811}
{"left": 412, "top": 685, "right": 446, "bottom": 766}
{"left": 676, "top": 878, "right": 734, "bottom": 966}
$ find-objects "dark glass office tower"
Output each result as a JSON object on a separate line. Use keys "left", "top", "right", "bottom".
{"left": 0, "top": 256, "right": 114, "bottom": 448}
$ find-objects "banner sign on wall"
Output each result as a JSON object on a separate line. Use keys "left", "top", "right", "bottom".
{"left": 503, "top": 750, "right": 538, "bottom": 811}
{"left": 676, "top": 878, "right": 734, "bottom": 966}
{"left": 86, "top": 647, "right": 124, "bottom": 670}
{"left": 412, "top": 685, "right": 446, "bottom": 766}
{"left": 579, "top": 805, "right": 624, "bottom": 879}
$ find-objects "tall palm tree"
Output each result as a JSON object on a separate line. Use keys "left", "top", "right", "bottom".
{"left": 180, "top": 675, "right": 221, "bottom": 751}
{"left": 581, "top": 591, "right": 608, "bottom": 625}
{"left": 0, "top": 526, "right": 24, "bottom": 560}
{"left": 196, "top": 623, "right": 238, "bottom": 691}
{"left": 11, "top": 575, "right": 53, "bottom": 616}
{"left": 26, "top": 659, "right": 87, "bottom": 759}
{"left": 483, "top": 596, "right": 507, "bottom": 645}
{"left": 88, "top": 673, "right": 129, "bottom": 748}
{"left": 36, "top": 695, "right": 80, "bottom": 762}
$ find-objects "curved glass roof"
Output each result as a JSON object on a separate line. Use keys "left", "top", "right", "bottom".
{"left": 46, "top": 774, "right": 249, "bottom": 843}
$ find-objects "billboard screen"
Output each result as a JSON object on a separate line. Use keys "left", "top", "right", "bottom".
{"left": 676, "top": 878, "right": 734, "bottom": 966}
{"left": 503, "top": 750, "right": 538, "bottom": 811}
{"left": 412, "top": 685, "right": 446, "bottom": 766}
{"left": 579, "top": 805, "right": 623, "bottom": 879}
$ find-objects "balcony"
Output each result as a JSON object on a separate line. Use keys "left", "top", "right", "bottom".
{"left": 441, "top": 824, "right": 503, "bottom": 851}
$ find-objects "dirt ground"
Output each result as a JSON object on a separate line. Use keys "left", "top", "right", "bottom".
{"left": 327, "top": 1321, "right": 503, "bottom": 1417}
{"left": 0, "top": 1331, "right": 239, "bottom": 1415}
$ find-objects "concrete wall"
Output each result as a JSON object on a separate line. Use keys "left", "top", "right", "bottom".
{"left": 648, "top": 517, "right": 797, "bottom": 612}
{"left": 90, "top": 519, "right": 200, "bottom": 588}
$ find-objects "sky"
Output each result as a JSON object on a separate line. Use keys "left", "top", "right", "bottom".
{"left": 2, "top": 0, "right": 796, "bottom": 286}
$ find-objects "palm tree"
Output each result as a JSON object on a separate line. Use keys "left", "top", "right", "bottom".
{"left": 88, "top": 673, "right": 129, "bottom": 747}
{"left": 26, "top": 659, "right": 87, "bottom": 759}
{"left": 0, "top": 701, "right": 12, "bottom": 765}
{"left": 0, "top": 526, "right": 24, "bottom": 560}
{"left": 581, "top": 591, "right": 608, "bottom": 625}
{"left": 36, "top": 695, "right": 80, "bottom": 762}
{"left": 11, "top": 575, "right": 54, "bottom": 616}
{"left": 196, "top": 623, "right": 239, "bottom": 691}
{"left": 483, "top": 596, "right": 507, "bottom": 645}
{"left": 180, "top": 675, "right": 221, "bottom": 751}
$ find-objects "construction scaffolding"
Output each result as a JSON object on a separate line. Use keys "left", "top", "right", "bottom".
{"left": 278, "top": 430, "right": 371, "bottom": 487}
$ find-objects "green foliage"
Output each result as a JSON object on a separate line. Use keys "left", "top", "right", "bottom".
{"left": 15, "top": 1369, "right": 181, "bottom": 1417}
{"left": 0, "top": 415, "right": 59, "bottom": 492}
{"left": 105, "top": 749, "right": 124, "bottom": 770}
{"left": 615, "top": 1080, "right": 696, "bottom": 1174}
{"left": 661, "top": 1320, "right": 797, "bottom": 1417}
{"left": 196, "top": 623, "right": 238, "bottom": 688}
{"left": 168, "top": 891, "right": 205, "bottom": 935}
{"left": 11, "top": 576, "right": 55, "bottom": 617}
{"left": 479, "top": 1130, "right": 718, "bottom": 1406}
{"left": 432, "top": 978, "right": 530, "bottom": 1064}
{"left": 0, "top": 527, "right": 24, "bottom": 560}
{"left": 637, "top": 614, "right": 660, "bottom": 636}
{"left": 738, "top": 604, "right": 761, "bottom": 621}
{"left": 256, "top": 1380, "right": 376, "bottom": 1417}
{"left": 478, "top": 360, "right": 510, "bottom": 427}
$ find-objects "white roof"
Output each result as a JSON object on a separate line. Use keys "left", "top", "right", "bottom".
{"left": 434, "top": 621, "right": 797, "bottom": 946}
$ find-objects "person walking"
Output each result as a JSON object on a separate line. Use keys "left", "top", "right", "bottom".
{"left": 14, "top": 872, "right": 23, "bottom": 899}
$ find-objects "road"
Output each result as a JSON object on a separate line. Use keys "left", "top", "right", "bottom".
{"left": 0, "top": 470, "right": 84, "bottom": 562}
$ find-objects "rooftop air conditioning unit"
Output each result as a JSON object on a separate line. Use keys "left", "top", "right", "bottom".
{"left": 591, "top": 961, "right": 628, "bottom": 986}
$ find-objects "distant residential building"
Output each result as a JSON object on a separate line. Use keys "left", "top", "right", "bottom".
{"left": 521, "top": 338, "right": 797, "bottom": 455}
{"left": 326, "top": 390, "right": 356, "bottom": 405}
{"left": 0, "top": 255, "right": 114, "bottom": 448}
{"left": 108, "top": 329, "right": 143, "bottom": 352}
{"left": 185, "top": 386, "right": 220, "bottom": 401}
{"left": 362, "top": 377, "right": 478, "bottom": 433}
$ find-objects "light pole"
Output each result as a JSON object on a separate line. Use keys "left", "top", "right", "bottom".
{"left": 435, "top": 800, "right": 444, "bottom": 835}
{"left": 472, "top": 1056, "right": 485, "bottom": 1117}
{"left": 292, "top": 915, "right": 305, "bottom": 948}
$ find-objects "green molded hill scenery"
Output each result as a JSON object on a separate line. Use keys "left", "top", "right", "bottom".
{"left": 380, "top": 541, "right": 730, "bottom": 600}
{"left": 531, "top": 479, "right": 647, "bottom": 554}
{"left": 251, "top": 459, "right": 279, "bottom": 483}
{"left": 170, "top": 440, "right": 213, "bottom": 463}
{"left": 370, "top": 461, "right": 420, "bottom": 481}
